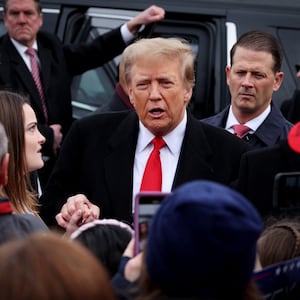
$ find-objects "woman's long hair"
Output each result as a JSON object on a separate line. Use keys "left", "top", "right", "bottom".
{"left": 0, "top": 90, "right": 38, "bottom": 214}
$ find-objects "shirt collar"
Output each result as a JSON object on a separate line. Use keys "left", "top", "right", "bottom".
{"left": 226, "top": 104, "right": 271, "bottom": 132}
{"left": 11, "top": 38, "right": 38, "bottom": 55}
{"left": 137, "top": 110, "right": 187, "bottom": 154}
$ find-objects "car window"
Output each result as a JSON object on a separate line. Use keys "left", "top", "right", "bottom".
{"left": 71, "top": 65, "right": 115, "bottom": 119}
{"left": 0, "top": 22, "right": 5, "bottom": 36}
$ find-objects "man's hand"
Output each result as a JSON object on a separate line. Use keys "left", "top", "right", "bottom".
{"left": 49, "top": 124, "right": 63, "bottom": 156}
{"left": 55, "top": 194, "right": 100, "bottom": 229}
{"left": 126, "top": 5, "right": 165, "bottom": 35}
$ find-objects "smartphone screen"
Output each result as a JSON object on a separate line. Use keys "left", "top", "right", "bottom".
{"left": 133, "top": 192, "right": 170, "bottom": 255}
{"left": 273, "top": 172, "right": 300, "bottom": 215}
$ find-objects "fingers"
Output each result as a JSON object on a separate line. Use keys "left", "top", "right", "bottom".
{"left": 127, "top": 5, "right": 165, "bottom": 34}
{"left": 142, "top": 5, "right": 165, "bottom": 24}
{"left": 55, "top": 194, "right": 100, "bottom": 229}
{"left": 66, "top": 194, "right": 90, "bottom": 213}
{"left": 64, "top": 209, "right": 83, "bottom": 238}
{"left": 55, "top": 212, "right": 69, "bottom": 229}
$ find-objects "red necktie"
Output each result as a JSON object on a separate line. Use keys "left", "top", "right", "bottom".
{"left": 26, "top": 48, "right": 48, "bottom": 124}
{"left": 232, "top": 124, "right": 250, "bottom": 138}
{"left": 140, "top": 137, "right": 166, "bottom": 191}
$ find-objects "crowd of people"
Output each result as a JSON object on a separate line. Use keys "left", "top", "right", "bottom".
{"left": 0, "top": 0, "right": 300, "bottom": 299}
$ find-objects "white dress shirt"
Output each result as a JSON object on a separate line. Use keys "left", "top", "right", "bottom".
{"left": 11, "top": 39, "right": 39, "bottom": 71}
{"left": 225, "top": 104, "right": 271, "bottom": 134}
{"left": 132, "top": 111, "right": 187, "bottom": 212}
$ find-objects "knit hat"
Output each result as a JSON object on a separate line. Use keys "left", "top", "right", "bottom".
{"left": 146, "top": 180, "right": 263, "bottom": 298}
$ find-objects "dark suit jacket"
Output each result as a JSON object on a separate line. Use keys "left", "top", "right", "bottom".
{"left": 201, "top": 103, "right": 292, "bottom": 148}
{"left": 0, "top": 28, "right": 126, "bottom": 157}
{"left": 39, "top": 110, "right": 250, "bottom": 226}
{"left": 236, "top": 139, "right": 300, "bottom": 218}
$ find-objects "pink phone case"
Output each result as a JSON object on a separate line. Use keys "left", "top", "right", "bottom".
{"left": 133, "top": 191, "right": 170, "bottom": 255}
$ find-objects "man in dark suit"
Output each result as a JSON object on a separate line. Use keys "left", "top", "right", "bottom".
{"left": 0, "top": 0, "right": 165, "bottom": 186}
{"left": 202, "top": 31, "right": 292, "bottom": 148}
{"left": 40, "top": 37, "right": 250, "bottom": 228}
{"left": 236, "top": 121, "right": 300, "bottom": 218}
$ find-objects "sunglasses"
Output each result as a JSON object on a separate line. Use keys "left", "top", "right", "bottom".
{"left": 296, "top": 65, "right": 300, "bottom": 73}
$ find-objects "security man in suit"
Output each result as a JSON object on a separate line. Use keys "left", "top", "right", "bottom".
{"left": 202, "top": 31, "right": 292, "bottom": 148}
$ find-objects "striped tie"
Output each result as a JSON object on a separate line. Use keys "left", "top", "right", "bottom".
{"left": 26, "top": 48, "right": 48, "bottom": 124}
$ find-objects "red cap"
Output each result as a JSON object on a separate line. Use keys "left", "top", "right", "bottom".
{"left": 288, "top": 121, "right": 300, "bottom": 154}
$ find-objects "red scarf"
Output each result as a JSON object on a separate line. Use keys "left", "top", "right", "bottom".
{"left": 0, "top": 197, "right": 13, "bottom": 214}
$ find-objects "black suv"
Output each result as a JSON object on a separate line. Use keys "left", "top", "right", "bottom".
{"left": 1, "top": 0, "right": 300, "bottom": 119}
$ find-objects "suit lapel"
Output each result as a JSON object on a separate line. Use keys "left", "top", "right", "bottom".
{"left": 173, "top": 113, "right": 215, "bottom": 188}
{"left": 104, "top": 112, "right": 139, "bottom": 214}
{"left": 0, "top": 36, "right": 46, "bottom": 119}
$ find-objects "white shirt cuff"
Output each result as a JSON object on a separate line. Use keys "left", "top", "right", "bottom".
{"left": 121, "top": 23, "right": 146, "bottom": 44}
{"left": 121, "top": 24, "right": 135, "bottom": 44}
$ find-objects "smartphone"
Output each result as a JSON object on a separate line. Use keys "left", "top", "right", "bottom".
{"left": 273, "top": 172, "right": 300, "bottom": 215}
{"left": 133, "top": 191, "right": 170, "bottom": 255}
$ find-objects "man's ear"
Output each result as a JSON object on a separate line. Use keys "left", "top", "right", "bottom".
{"left": 128, "top": 88, "right": 135, "bottom": 106}
{"left": 0, "top": 153, "right": 9, "bottom": 186}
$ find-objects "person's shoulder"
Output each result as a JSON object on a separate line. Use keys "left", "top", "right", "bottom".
{"left": 269, "top": 103, "right": 293, "bottom": 129}
{"left": 37, "top": 30, "right": 62, "bottom": 46}
{"left": 79, "top": 110, "right": 134, "bottom": 124}
{"left": 0, "top": 34, "right": 15, "bottom": 54}
{"left": 13, "top": 213, "right": 49, "bottom": 231}
{"left": 0, "top": 213, "right": 48, "bottom": 238}
{"left": 242, "top": 141, "right": 283, "bottom": 160}
{"left": 0, "top": 33, "right": 9, "bottom": 44}
{"left": 200, "top": 106, "right": 229, "bottom": 126}
{"left": 72, "top": 110, "right": 136, "bottom": 133}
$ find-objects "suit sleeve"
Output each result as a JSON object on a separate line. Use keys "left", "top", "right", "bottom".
{"left": 63, "top": 27, "right": 127, "bottom": 75}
